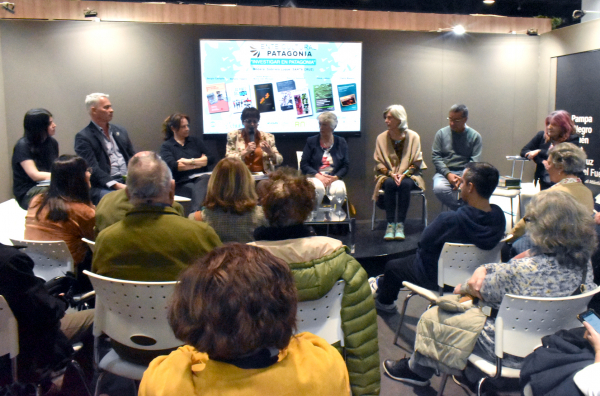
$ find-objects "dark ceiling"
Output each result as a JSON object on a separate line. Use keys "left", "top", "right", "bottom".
{"left": 105, "top": 0, "right": 583, "bottom": 27}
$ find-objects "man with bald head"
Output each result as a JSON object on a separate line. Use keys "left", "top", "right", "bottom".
{"left": 92, "top": 152, "right": 222, "bottom": 281}
{"left": 75, "top": 93, "right": 135, "bottom": 204}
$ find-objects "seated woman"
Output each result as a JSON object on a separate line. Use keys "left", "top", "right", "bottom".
{"left": 373, "top": 104, "right": 426, "bottom": 241}
{"left": 521, "top": 110, "right": 579, "bottom": 190}
{"left": 139, "top": 243, "right": 350, "bottom": 396}
{"left": 300, "top": 111, "right": 349, "bottom": 207}
{"left": 25, "top": 155, "right": 95, "bottom": 276}
{"left": 226, "top": 107, "right": 283, "bottom": 174}
{"left": 12, "top": 108, "right": 59, "bottom": 209}
{"left": 159, "top": 113, "right": 215, "bottom": 212}
{"left": 191, "top": 157, "right": 267, "bottom": 243}
{"left": 251, "top": 170, "right": 380, "bottom": 396}
{"left": 509, "top": 142, "right": 593, "bottom": 254}
{"left": 383, "top": 190, "right": 597, "bottom": 387}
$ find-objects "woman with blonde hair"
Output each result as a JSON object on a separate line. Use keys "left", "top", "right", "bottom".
{"left": 191, "top": 157, "right": 267, "bottom": 243}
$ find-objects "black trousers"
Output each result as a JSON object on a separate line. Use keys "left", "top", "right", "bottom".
{"left": 383, "top": 177, "right": 416, "bottom": 223}
{"left": 175, "top": 174, "right": 210, "bottom": 212}
{"left": 377, "top": 254, "right": 437, "bottom": 305}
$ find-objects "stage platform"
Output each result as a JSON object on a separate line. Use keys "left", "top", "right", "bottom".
{"left": 312, "top": 217, "right": 425, "bottom": 278}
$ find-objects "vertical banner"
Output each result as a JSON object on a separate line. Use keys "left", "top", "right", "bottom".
{"left": 556, "top": 50, "right": 600, "bottom": 196}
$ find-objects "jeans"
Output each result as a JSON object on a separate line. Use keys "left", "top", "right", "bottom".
{"left": 433, "top": 171, "right": 463, "bottom": 210}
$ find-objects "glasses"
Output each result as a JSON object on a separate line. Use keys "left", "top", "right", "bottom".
{"left": 523, "top": 216, "right": 533, "bottom": 223}
{"left": 243, "top": 119, "right": 259, "bottom": 125}
{"left": 447, "top": 117, "right": 465, "bottom": 123}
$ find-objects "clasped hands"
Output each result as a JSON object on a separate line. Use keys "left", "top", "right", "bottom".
{"left": 316, "top": 172, "right": 338, "bottom": 188}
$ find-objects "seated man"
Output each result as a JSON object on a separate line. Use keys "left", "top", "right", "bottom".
{"left": 432, "top": 104, "right": 482, "bottom": 210}
{"left": 371, "top": 162, "right": 506, "bottom": 312}
{"left": 0, "top": 243, "right": 94, "bottom": 390}
{"left": 94, "top": 152, "right": 185, "bottom": 237}
{"left": 92, "top": 151, "right": 222, "bottom": 282}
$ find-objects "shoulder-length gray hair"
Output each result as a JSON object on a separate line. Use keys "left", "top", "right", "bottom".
{"left": 548, "top": 142, "right": 587, "bottom": 175}
{"left": 526, "top": 189, "right": 596, "bottom": 271}
{"left": 383, "top": 104, "right": 408, "bottom": 131}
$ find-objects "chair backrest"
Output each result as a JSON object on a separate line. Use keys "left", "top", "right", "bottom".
{"left": 82, "top": 238, "right": 95, "bottom": 253}
{"left": 296, "top": 151, "right": 303, "bottom": 170}
{"left": 10, "top": 239, "right": 74, "bottom": 281}
{"left": 496, "top": 286, "right": 600, "bottom": 358}
{"left": 0, "top": 296, "right": 18, "bottom": 359}
{"left": 296, "top": 280, "right": 345, "bottom": 346}
{"left": 438, "top": 242, "right": 502, "bottom": 290}
{"left": 83, "top": 270, "right": 183, "bottom": 350}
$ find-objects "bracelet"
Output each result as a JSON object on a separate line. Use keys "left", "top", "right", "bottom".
{"left": 191, "top": 159, "right": 195, "bottom": 165}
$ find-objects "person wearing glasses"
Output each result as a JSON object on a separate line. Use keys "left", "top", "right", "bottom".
{"left": 432, "top": 104, "right": 482, "bottom": 210}
{"left": 226, "top": 107, "right": 283, "bottom": 174}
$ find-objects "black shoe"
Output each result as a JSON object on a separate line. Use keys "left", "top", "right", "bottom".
{"left": 383, "top": 358, "right": 431, "bottom": 386}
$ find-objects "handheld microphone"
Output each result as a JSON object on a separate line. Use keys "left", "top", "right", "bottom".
{"left": 248, "top": 127, "right": 255, "bottom": 149}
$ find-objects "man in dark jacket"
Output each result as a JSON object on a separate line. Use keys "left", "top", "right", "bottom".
{"left": 0, "top": 243, "right": 93, "bottom": 385}
{"left": 74, "top": 93, "right": 135, "bottom": 204}
{"left": 372, "top": 162, "right": 506, "bottom": 312}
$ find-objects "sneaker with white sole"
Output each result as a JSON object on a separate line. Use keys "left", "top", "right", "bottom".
{"left": 383, "top": 358, "right": 431, "bottom": 386}
{"left": 384, "top": 223, "right": 395, "bottom": 241}
{"left": 394, "top": 222, "right": 405, "bottom": 240}
{"left": 374, "top": 298, "right": 397, "bottom": 313}
{"left": 368, "top": 277, "right": 378, "bottom": 295}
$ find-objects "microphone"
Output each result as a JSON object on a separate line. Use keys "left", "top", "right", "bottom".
{"left": 248, "top": 127, "right": 255, "bottom": 150}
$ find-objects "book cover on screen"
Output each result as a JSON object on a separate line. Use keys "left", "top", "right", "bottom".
{"left": 293, "top": 89, "right": 312, "bottom": 118}
{"left": 205, "top": 83, "right": 229, "bottom": 114}
{"left": 254, "top": 83, "right": 276, "bottom": 113}
{"left": 276, "top": 80, "right": 296, "bottom": 111}
{"left": 337, "top": 83, "right": 358, "bottom": 112}
{"left": 229, "top": 83, "right": 253, "bottom": 113}
{"left": 313, "top": 83, "right": 335, "bottom": 113}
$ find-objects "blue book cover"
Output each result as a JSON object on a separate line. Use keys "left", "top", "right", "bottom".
{"left": 337, "top": 83, "right": 357, "bottom": 112}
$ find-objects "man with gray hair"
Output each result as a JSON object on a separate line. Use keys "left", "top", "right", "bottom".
{"left": 432, "top": 104, "right": 482, "bottom": 210}
{"left": 75, "top": 93, "right": 135, "bottom": 204}
{"left": 92, "top": 152, "right": 222, "bottom": 282}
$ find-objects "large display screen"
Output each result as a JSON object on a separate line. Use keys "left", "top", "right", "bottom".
{"left": 200, "top": 40, "right": 362, "bottom": 135}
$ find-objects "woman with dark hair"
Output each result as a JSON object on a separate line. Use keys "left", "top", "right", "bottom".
{"left": 25, "top": 155, "right": 95, "bottom": 270}
{"left": 251, "top": 169, "right": 380, "bottom": 396}
{"left": 521, "top": 109, "right": 579, "bottom": 190}
{"left": 139, "top": 243, "right": 350, "bottom": 396}
{"left": 12, "top": 108, "right": 59, "bottom": 209}
{"left": 159, "top": 113, "right": 215, "bottom": 212}
{"left": 226, "top": 107, "right": 283, "bottom": 174}
{"left": 191, "top": 157, "right": 267, "bottom": 243}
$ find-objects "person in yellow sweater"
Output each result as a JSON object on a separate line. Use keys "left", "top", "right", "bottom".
{"left": 139, "top": 243, "right": 350, "bottom": 396}
{"left": 509, "top": 142, "right": 593, "bottom": 256}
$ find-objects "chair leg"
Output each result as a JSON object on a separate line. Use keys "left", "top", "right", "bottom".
{"left": 70, "top": 359, "right": 93, "bottom": 396}
{"left": 93, "top": 371, "right": 106, "bottom": 396}
{"left": 477, "top": 377, "right": 487, "bottom": 396}
{"left": 394, "top": 291, "right": 416, "bottom": 345}
{"left": 422, "top": 193, "right": 428, "bottom": 227}
{"left": 371, "top": 199, "right": 376, "bottom": 230}
{"left": 437, "top": 373, "right": 449, "bottom": 396}
{"left": 394, "top": 191, "right": 399, "bottom": 224}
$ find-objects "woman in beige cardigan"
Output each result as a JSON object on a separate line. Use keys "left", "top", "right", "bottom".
{"left": 373, "top": 104, "right": 426, "bottom": 241}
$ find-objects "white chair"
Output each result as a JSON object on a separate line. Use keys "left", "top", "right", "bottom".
{"left": 437, "top": 286, "right": 600, "bottom": 396}
{"left": 296, "top": 280, "right": 345, "bottom": 347}
{"left": 9, "top": 239, "right": 74, "bottom": 281}
{"left": 83, "top": 270, "right": 183, "bottom": 394}
{"left": 296, "top": 150, "right": 303, "bottom": 170}
{"left": 371, "top": 188, "right": 427, "bottom": 230}
{"left": 394, "top": 242, "right": 502, "bottom": 345}
{"left": 82, "top": 238, "right": 95, "bottom": 253}
{"left": 0, "top": 295, "right": 19, "bottom": 385}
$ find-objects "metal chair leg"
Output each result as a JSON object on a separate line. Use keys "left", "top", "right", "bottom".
{"left": 371, "top": 199, "right": 376, "bottom": 230}
{"left": 477, "top": 377, "right": 487, "bottom": 396}
{"left": 437, "top": 373, "right": 449, "bottom": 396}
{"left": 393, "top": 291, "right": 416, "bottom": 345}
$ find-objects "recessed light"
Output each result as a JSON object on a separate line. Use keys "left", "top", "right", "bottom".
{"left": 483, "top": 0, "right": 495, "bottom": 4}
{"left": 453, "top": 25, "right": 466, "bottom": 34}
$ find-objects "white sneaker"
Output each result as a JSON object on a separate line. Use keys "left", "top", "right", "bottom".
{"left": 368, "top": 277, "right": 379, "bottom": 295}
{"left": 394, "top": 222, "right": 405, "bottom": 240}
{"left": 375, "top": 298, "right": 397, "bottom": 314}
{"left": 384, "top": 223, "right": 395, "bottom": 241}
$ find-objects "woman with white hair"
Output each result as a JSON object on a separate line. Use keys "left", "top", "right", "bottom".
{"left": 373, "top": 104, "right": 426, "bottom": 241}
{"left": 300, "top": 111, "right": 349, "bottom": 206}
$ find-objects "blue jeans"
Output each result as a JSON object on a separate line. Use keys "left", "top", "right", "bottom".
{"left": 433, "top": 171, "right": 463, "bottom": 210}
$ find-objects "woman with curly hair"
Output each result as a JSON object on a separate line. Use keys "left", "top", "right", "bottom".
{"left": 521, "top": 110, "right": 579, "bottom": 190}
{"left": 159, "top": 113, "right": 215, "bottom": 211}
{"left": 139, "top": 243, "right": 350, "bottom": 396}
{"left": 250, "top": 169, "right": 381, "bottom": 396}
{"left": 191, "top": 157, "right": 267, "bottom": 243}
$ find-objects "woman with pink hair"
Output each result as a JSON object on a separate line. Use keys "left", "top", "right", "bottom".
{"left": 520, "top": 110, "right": 580, "bottom": 190}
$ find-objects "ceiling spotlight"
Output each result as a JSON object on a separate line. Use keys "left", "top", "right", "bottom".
{"left": 453, "top": 25, "right": 466, "bottom": 34}
{"left": 573, "top": 10, "right": 600, "bottom": 19}
{"left": 83, "top": 7, "right": 98, "bottom": 17}
{"left": 483, "top": 0, "right": 495, "bottom": 4}
{"left": 0, "top": 2, "right": 15, "bottom": 12}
